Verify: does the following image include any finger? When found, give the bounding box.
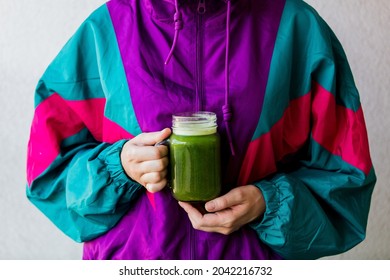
[179,202,236,234]
[139,157,169,173]
[131,128,171,146]
[146,179,168,193]
[179,202,229,227]
[205,189,244,212]
[127,145,168,162]
[199,209,235,227]
[140,169,168,185]
[178,201,204,222]
[195,210,242,235]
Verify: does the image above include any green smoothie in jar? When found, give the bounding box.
[169,112,221,202]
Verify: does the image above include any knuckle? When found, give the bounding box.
[131,165,142,177]
[126,146,137,159]
[151,172,163,182]
[139,174,147,186]
[189,218,201,230]
[234,188,245,200]
[224,221,234,229]
[147,183,160,193]
[155,160,166,172]
[158,145,169,157]
[151,148,162,159]
[221,224,236,235]
[192,222,201,230]
[159,178,168,188]
[161,157,169,167]
[218,197,229,208]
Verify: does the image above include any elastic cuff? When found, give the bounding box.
[102,140,142,191]
[250,180,281,231]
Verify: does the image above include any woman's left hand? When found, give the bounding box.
[178,185,266,235]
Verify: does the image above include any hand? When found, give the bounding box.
[178,185,266,235]
[120,128,171,193]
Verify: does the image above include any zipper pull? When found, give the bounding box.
[198,0,206,14]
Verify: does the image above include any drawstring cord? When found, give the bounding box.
[165,0,236,156]
[164,0,183,65]
[223,0,235,156]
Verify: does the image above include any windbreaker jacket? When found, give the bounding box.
[26,0,376,260]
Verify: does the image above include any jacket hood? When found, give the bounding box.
[142,0,231,20]
[118,0,237,154]
[163,0,237,155]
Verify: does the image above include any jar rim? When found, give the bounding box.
[172,111,217,135]
[173,111,216,125]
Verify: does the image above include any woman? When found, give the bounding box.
[26,0,376,259]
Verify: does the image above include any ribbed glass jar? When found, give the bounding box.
[169,112,221,202]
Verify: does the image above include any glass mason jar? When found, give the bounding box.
[169,111,221,202]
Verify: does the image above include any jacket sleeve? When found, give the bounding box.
[249,19,376,259]
[26,7,143,242]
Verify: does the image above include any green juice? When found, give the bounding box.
[169,133,221,202]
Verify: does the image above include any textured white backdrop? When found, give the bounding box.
[0,0,388,259]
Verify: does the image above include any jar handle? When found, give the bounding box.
[155,138,172,189]
[155,138,170,147]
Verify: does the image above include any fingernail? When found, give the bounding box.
[146,184,154,193]
[206,201,215,211]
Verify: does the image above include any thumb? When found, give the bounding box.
[132,128,171,146]
[154,128,172,144]
[205,188,244,212]
[205,196,230,213]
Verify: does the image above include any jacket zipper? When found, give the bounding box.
[189,0,206,260]
[189,222,195,260]
[195,0,206,112]
[198,0,206,14]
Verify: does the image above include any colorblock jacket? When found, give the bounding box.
[26,0,376,259]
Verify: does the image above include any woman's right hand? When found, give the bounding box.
[120,128,171,193]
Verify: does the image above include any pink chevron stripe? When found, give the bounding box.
[27,94,85,186]
[66,98,133,143]
[103,117,133,143]
[238,93,311,185]
[146,191,157,210]
[311,82,372,175]
[66,98,105,141]
[27,93,133,186]
[238,83,372,185]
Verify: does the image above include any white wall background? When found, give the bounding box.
[0,0,388,260]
